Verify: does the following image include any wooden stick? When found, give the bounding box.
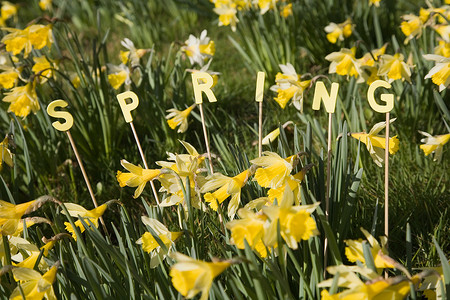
[384,112,390,241]
[66,131,108,235]
[198,103,214,173]
[258,101,263,157]
[129,122,160,205]
[323,112,332,277]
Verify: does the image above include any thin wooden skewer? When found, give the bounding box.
[324,112,332,277]
[384,112,390,242]
[66,131,108,236]
[129,122,160,205]
[198,103,214,174]
[258,101,263,157]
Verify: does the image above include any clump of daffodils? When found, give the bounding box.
[210,0,294,31]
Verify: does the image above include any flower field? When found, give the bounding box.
[0,0,449,299]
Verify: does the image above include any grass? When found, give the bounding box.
[0,0,448,299]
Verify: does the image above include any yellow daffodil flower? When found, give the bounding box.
[170,252,231,300]
[378,53,412,83]
[423,54,450,91]
[186,58,220,88]
[10,263,58,300]
[358,44,388,67]
[351,119,399,167]
[419,131,450,163]
[2,82,39,118]
[401,14,424,44]
[326,47,362,80]
[27,24,53,50]
[32,56,56,84]
[434,24,450,43]
[319,264,420,300]
[39,0,52,11]
[136,216,182,268]
[116,160,161,198]
[182,30,215,66]
[280,3,292,18]
[344,228,394,269]
[250,151,297,189]
[263,198,319,250]
[324,19,353,44]
[107,63,130,90]
[156,141,206,209]
[2,24,54,57]
[226,208,268,257]
[0,135,13,172]
[434,40,450,57]
[267,165,312,205]
[0,198,48,235]
[166,104,196,133]
[369,0,381,7]
[1,1,17,21]
[270,63,311,110]
[62,203,108,241]
[0,69,19,89]
[213,2,238,32]
[201,168,253,218]
[119,38,149,66]
[262,121,293,145]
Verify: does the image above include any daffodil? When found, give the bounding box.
[213,2,238,32]
[257,0,275,14]
[136,216,182,268]
[378,53,412,83]
[166,104,196,133]
[182,30,215,66]
[400,14,425,44]
[250,151,297,189]
[119,38,149,67]
[201,168,253,218]
[226,208,268,257]
[32,56,56,84]
[351,119,399,167]
[107,63,131,90]
[369,0,381,7]
[0,68,19,89]
[325,47,361,80]
[418,131,450,163]
[62,203,108,241]
[2,82,39,118]
[263,199,319,249]
[0,197,48,235]
[0,135,13,172]
[11,217,51,237]
[280,3,292,18]
[270,63,311,110]
[10,263,58,300]
[344,228,394,269]
[27,24,53,50]
[267,165,312,205]
[434,40,450,57]
[116,160,161,198]
[0,2,16,26]
[433,24,450,43]
[262,121,293,145]
[324,19,353,44]
[39,0,52,11]
[156,141,206,209]
[170,252,231,300]
[423,54,450,91]
[358,44,388,67]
